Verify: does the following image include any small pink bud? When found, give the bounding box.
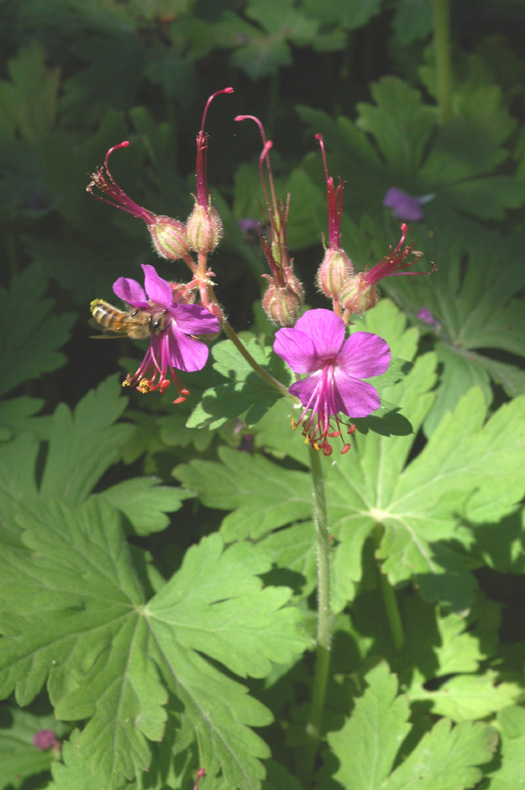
[149,216,190,260]
[316,247,354,299]
[186,203,223,254]
[33,730,60,751]
[339,274,377,316]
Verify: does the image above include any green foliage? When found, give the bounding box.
[2,1,525,788]
[0,498,308,788]
[319,662,498,789]
[0,263,75,398]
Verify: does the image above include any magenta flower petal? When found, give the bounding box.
[142,264,173,307]
[293,308,346,357]
[171,302,220,335]
[274,327,316,374]
[113,276,148,307]
[335,371,381,418]
[166,326,210,372]
[338,332,391,379]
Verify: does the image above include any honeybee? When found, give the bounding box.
[90,299,169,339]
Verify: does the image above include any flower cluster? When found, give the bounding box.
[88,89,231,400]
[87,92,433,453]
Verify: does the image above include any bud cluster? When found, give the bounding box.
[87,87,433,432]
[87,89,234,326]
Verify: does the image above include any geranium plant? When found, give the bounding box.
[1,1,525,790]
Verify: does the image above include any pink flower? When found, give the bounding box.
[33,730,60,751]
[417,306,441,331]
[274,309,390,455]
[383,187,426,222]
[114,264,220,402]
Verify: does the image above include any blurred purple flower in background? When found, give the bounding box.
[33,730,60,751]
[417,306,441,331]
[383,187,434,222]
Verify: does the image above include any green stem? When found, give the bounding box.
[433,0,453,124]
[299,445,332,786]
[373,526,404,651]
[379,569,404,652]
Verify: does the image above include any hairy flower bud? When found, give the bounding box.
[186,203,223,254]
[316,247,354,299]
[262,276,304,327]
[149,216,190,260]
[339,274,377,316]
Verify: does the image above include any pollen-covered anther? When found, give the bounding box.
[138,378,153,393]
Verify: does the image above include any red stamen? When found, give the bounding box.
[193,768,206,790]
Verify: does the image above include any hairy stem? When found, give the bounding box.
[299,445,332,785]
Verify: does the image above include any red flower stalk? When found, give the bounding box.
[193,769,206,790]
[234,114,304,326]
[315,134,353,301]
[186,87,233,254]
[87,141,190,261]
